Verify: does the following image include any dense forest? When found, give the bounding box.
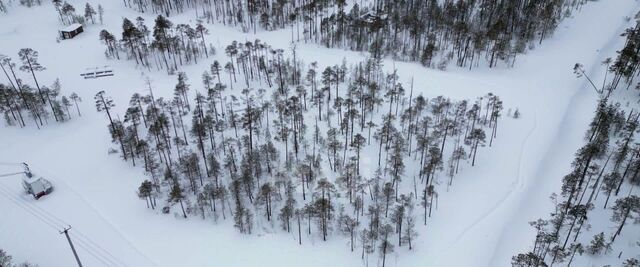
[99,15,211,74]
[121,0,588,68]
[511,21,640,267]
[93,37,507,265]
[0,0,104,29]
[0,49,81,128]
[316,0,587,68]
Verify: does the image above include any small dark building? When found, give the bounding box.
[60,23,83,39]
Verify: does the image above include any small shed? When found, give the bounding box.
[60,23,83,39]
[21,171,53,199]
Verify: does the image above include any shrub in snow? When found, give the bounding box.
[624,258,640,267]
[513,109,521,119]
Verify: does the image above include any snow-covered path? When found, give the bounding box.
[488,12,639,267]
[0,1,638,266]
[440,2,639,266]
[486,2,640,265]
[398,1,640,266]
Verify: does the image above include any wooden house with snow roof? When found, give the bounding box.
[60,23,83,40]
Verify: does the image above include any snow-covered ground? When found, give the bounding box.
[0,0,638,266]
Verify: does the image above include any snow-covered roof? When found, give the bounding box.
[21,172,38,183]
[21,172,52,191]
[61,23,82,32]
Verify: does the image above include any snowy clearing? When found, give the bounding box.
[1,0,639,266]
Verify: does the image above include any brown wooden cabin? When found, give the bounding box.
[60,24,83,39]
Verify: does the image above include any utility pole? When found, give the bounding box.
[60,226,83,267]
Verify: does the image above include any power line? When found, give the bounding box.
[0,183,67,228]
[71,233,121,266]
[0,186,113,267]
[0,184,120,258]
[0,183,125,266]
[69,237,116,267]
[0,185,113,266]
[0,162,24,165]
[39,174,157,266]
[0,184,67,227]
[0,172,25,178]
[72,229,130,266]
[61,226,83,267]
[0,186,63,231]
[0,163,157,266]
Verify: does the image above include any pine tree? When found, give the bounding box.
[387,132,406,197]
[18,48,45,104]
[467,128,486,166]
[327,127,341,171]
[586,232,609,255]
[379,223,394,267]
[339,210,359,251]
[169,182,187,218]
[257,182,274,221]
[153,15,174,72]
[610,195,640,242]
[60,2,76,25]
[231,178,250,234]
[623,258,640,267]
[314,178,336,241]
[0,249,12,267]
[382,182,394,217]
[390,195,407,247]
[0,1,7,13]
[95,91,127,160]
[351,133,366,174]
[138,180,155,209]
[174,72,191,110]
[97,4,104,25]
[511,252,546,267]
[84,3,96,24]
[566,243,584,267]
[195,20,209,58]
[61,96,72,119]
[279,181,296,232]
[45,79,63,122]
[403,194,418,249]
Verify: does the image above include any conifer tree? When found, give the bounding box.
[18,48,45,104]
[138,180,155,209]
[379,223,394,267]
[169,182,187,218]
[610,195,640,242]
[84,3,96,24]
[95,91,127,160]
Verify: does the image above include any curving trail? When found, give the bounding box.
[445,110,538,250]
[412,1,640,266]
[486,2,640,265]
